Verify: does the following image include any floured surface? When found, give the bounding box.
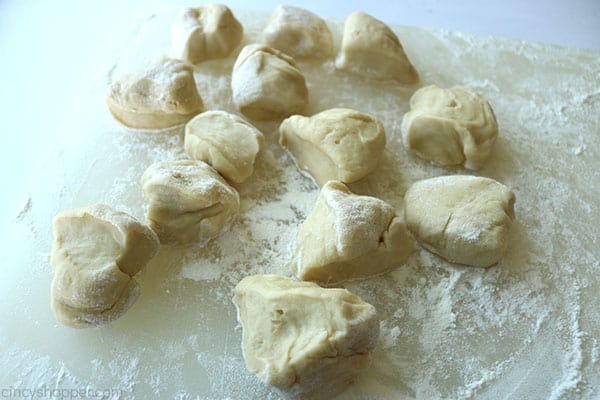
[2,7,600,400]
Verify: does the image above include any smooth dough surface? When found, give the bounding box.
[292,181,415,285]
[232,274,379,400]
[401,85,498,170]
[404,175,516,267]
[335,11,418,83]
[106,58,204,130]
[279,108,386,187]
[171,4,243,64]
[262,5,333,59]
[50,204,159,328]
[231,43,308,120]
[141,160,240,245]
[184,110,264,183]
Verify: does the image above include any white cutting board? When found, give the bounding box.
[1,2,599,399]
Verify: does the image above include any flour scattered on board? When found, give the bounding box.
[3,6,600,400]
[15,194,32,221]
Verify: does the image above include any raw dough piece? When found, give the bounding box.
[232,274,379,400]
[335,12,418,84]
[50,205,159,329]
[401,85,498,170]
[404,175,516,267]
[141,160,239,245]
[184,111,264,183]
[106,58,204,130]
[292,181,414,285]
[262,5,333,59]
[279,108,386,187]
[172,4,243,64]
[231,44,308,120]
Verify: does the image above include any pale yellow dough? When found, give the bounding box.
[404,175,516,267]
[171,4,243,64]
[231,44,308,120]
[262,5,333,59]
[232,274,379,400]
[279,108,386,187]
[184,111,264,183]
[335,11,419,83]
[141,160,239,245]
[50,204,159,329]
[291,181,414,286]
[401,85,499,170]
[106,58,204,130]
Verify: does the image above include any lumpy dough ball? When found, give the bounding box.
[50,205,159,328]
[184,111,264,183]
[106,58,204,130]
[404,175,516,267]
[171,4,243,64]
[141,160,240,245]
[232,274,379,400]
[335,12,418,84]
[279,108,386,187]
[262,5,333,59]
[401,85,499,170]
[231,44,308,121]
[292,181,415,286]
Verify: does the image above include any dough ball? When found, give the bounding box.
[106,58,204,130]
[335,12,418,84]
[231,44,308,120]
[401,85,498,170]
[232,274,379,400]
[404,175,516,267]
[141,160,240,245]
[279,108,386,187]
[184,111,264,183]
[171,4,243,64]
[50,205,159,328]
[262,5,333,60]
[292,181,415,285]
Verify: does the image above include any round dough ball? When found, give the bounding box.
[106,58,204,130]
[292,181,415,285]
[231,44,308,120]
[335,12,418,83]
[279,108,386,187]
[404,175,516,267]
[262,5,333,59]
[141,160,240,245]
[401,85,499,170]
[184,111,264,183]
[171,4,243,64]
[50,204,159,328]
[232,274,379,400]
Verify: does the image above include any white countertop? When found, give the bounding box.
[1,2,599,398]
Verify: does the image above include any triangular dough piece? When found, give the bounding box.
[231,44,308,120]
[404,175,515,267]
[401,85,499,170]
[262,5,333,59]
[292,181,415,285]
[335,12,419,83]
[106,58,204,130]
[50,205,159,328]
[172,4,243,64]
[279,108,386,187]
[184,111,264,183]
[233,274,379,400]
[141,160,240,245]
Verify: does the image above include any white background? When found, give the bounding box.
[0,0,599,221]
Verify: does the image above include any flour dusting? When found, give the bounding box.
[3,6,600,400]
